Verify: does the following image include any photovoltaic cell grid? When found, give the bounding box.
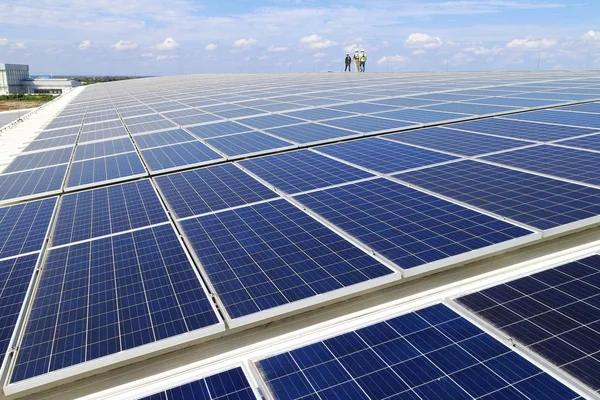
[555,134,600,152]
[256,303,581,400]
[295,178,532,270]
[52,180,168,246]
[155,163,278,218]
[265,123,359,144]
[133,129,198,150]
[456,254,600,392]
[73,138,135,161]
[315,138,458,174]
[505,110,600,128]
[449,118,598,142]
[0,198,57,260]
[385,127,529,156]
[140,367,257,400]
[204,131,295,157]
[66,152,147,189]
[11,224,220,383]
[140,142,224,172]
[0,165,67,204]
[239,150,373,194]
[0,255,40,373]
[3,148,72,174]
[395,160,600,231]
[321,115,415,133]
[180,199,392,319]
[482,145,600,187]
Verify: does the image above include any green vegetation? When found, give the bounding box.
[58,76,148,85]
[0,94,56,102]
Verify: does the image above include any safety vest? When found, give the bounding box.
[360,53,367,62]
[354,53,360,61]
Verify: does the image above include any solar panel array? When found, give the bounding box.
[456,254,600,393]
[255,303,582,400]
[1,71,600,397]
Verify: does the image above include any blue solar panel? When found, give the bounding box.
[78,126,129,143]
[255,102,305,112]
[169,113,224,126]
[214,107,265,119]
[11,224,220,383]
[0,254,39,371]
[74,138,135,161]
[123,114,165,125]
[53,180,168,246]
[127,120,178,135]
[185,122,253,139]
[556,133,600,151]
[512,92,593,101]
[256,303,580,400]
[475,97,561,108]
[330,102,399,114]
[180,199,392,319]
[239,150,373,194]
[81,120,124,133]
[316,138,458,174]
[483,145,600,187]
[295,178,532,270]
[372,97,442,107]
[0,165,67,204]
[238,114,304,130]
[557,102,600,113]
[457,254,600,392]
[285,108,355,121]
[265,123,358,144]
[505,110,600,128]
[322,116,415,133]
[141,142,223,172]
[386,126,529,156]
[66,153,147,189]
[449,118,597,141]
[140,367,257,400]
[375,109,467,123]
[37,126,80,140]
[4,147,72,173]
[155,163,277,218]
[0,198,57,259]
[133,129,199,149]
[23,136,77,152]
[205,131,294,157]
[396,160,600,230]
[421,102,517,115]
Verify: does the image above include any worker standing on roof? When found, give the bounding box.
[359,50,367,72]
[345,53,352,72]
[353,50,361,72]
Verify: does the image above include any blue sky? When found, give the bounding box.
[0,0,599,75]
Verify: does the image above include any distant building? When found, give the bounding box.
[0,63,80,95]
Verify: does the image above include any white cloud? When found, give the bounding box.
[412,49,426,55]
[156,54,178,61]
[233,38,257,50]
[78,40,91,50]
[156,37,180,51]
[0,38,8,47]
[299,34,336,49]
[506,38,557,50]
[112,40,138,51]
[205,43,218,51]
[463,46,504,55]
[268,45,288,52]
[313,52,327,58]
[452,52,474,63]
[405,33,442,50]
[259,55,270,60]
[10,42,26,50]
[377,55,408,64]
[580,30,600,41]
[344,43,363,53]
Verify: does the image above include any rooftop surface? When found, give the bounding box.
[0,71,599,400]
